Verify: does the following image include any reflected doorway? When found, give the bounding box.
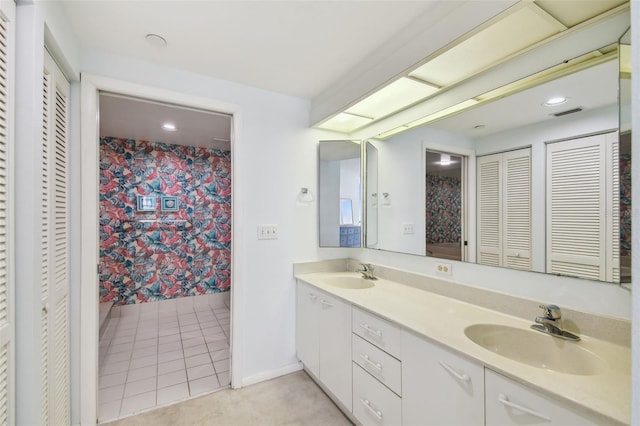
[425,150,466,261]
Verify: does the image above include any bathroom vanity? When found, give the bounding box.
[294,262,630,426]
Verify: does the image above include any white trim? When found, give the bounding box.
[241,362,303,388]
[80,74,244,425]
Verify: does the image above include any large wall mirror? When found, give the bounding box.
[363,23,632,284]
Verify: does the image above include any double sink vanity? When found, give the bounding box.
[294,260,630,425]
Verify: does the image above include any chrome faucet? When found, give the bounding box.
[357,263,377,280]
[531,304,580,341]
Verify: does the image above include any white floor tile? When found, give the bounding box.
[187,363,215,381]
[99,372,127,388]
[132,346,157,359]
[158,333,181,345]
[111,334,135,345]
[157,382,189,406]
[181,330,203,340]
[179,323,200,333]
[101,359,131,376]
[103,351,131,365]
[120,390,156,415]
[189,375,220,396]
[213,359,229,373]
[124,376,157,397]
[158,349,184,363]
[133,337,158,349]
[158,341,183,353]
[159,327,180,337]
[211,348,229,362]
[185,353,211,368]
[129,354,158,369]
[158,358,185,374]
[126,365,157,382]
[99,384,125,403]
[204,333,227,343]
[182,337,205,348]
[98,400,121,423]
[183,344,208,358]
[108,342,134,354]
[217,371,230,386]
[157,369,187,389]
[207,340,229,352]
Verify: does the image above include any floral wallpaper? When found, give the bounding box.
[99,137,231,305]
[620,137,631,257]
[426,174,461,244]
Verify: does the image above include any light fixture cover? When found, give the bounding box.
[543,96,568,106]
[162,123,177,131]
[145,33,167,48]
[440,154,451,165]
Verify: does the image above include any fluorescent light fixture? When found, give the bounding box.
[543,96,568,106]
[376,125,410,140]
[162,123,177,131]
[317,112,373,133]
[407,99,479,128]
[439,154,451,166]
[145,33,167,48]
[346,77,439,120]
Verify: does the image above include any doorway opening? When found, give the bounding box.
[96,93,233,422]
[425,150,466,261]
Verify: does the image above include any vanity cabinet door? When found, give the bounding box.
[485,369,602,426]
[318,291,353,412]
[296,280,320,377]
[402,330,484,426]
[296,280,352,412]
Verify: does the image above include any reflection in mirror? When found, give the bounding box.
[318,140,362,247]
[426,151,465,261]
[364,50,630,284]
[619,26,631,283]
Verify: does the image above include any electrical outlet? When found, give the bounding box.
[403,223,414,234]
[258,224,279,240]
[436,262,452,276]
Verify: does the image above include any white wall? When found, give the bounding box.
[340,157,361,225]
[319,160,340,246]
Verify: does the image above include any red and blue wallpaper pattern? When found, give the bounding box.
[425,174,462,244]
[99,137,231,305]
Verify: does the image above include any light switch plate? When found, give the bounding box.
[403,223,414,234]
[258,224,279,240]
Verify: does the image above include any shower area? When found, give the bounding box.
[96,94,232,422]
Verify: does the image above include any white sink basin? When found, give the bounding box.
[464,324,607,376]
[324,276,375,289]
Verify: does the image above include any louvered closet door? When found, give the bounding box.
[42,50,70,426]
[502,148,531,270]
[609,137,620,283]
[477,154,502,266]
[0,2,14,424]
[546,135,607,281]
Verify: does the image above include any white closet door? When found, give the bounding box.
[477,154,501,266]
[0,2,14,424]
[502,148,531,270]
[42,51,70,426]
[546,134,607,281]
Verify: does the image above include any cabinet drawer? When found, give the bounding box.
[353,364,402,426]
[352,334,401,396]
[352,306,401,358]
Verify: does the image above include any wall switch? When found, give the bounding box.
[258,224,279,240]
[403,223,414,234]
[436,262,452,276]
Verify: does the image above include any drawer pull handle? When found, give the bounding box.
[359,323,382,338]
[359,353,382,371]
[320,299,334,307]
[360,398,383,421]
[309,293,317,300]
[498,394,551,422]
[439,361,470,383]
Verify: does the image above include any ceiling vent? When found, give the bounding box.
[551,107,583,117]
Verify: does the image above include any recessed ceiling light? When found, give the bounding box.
[162,123,177,131]
[439,154,451,166]
[145,33,167,48]
[543,96,568,106]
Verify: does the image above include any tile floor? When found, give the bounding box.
[98,297,231,423]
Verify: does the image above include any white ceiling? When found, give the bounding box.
[99,94,232,149]
[61,0,438,100]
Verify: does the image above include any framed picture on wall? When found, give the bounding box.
[161,196,179,211]
[137,195,157,211]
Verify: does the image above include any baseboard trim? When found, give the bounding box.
[240,362,303,387]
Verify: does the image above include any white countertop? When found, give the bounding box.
[295,271,631,425]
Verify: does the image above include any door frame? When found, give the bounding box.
[80,74,244,424]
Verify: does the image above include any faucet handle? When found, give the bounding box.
[360,263,372,271]
[538,304,561,319]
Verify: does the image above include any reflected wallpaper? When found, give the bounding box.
[425,174,461,244]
